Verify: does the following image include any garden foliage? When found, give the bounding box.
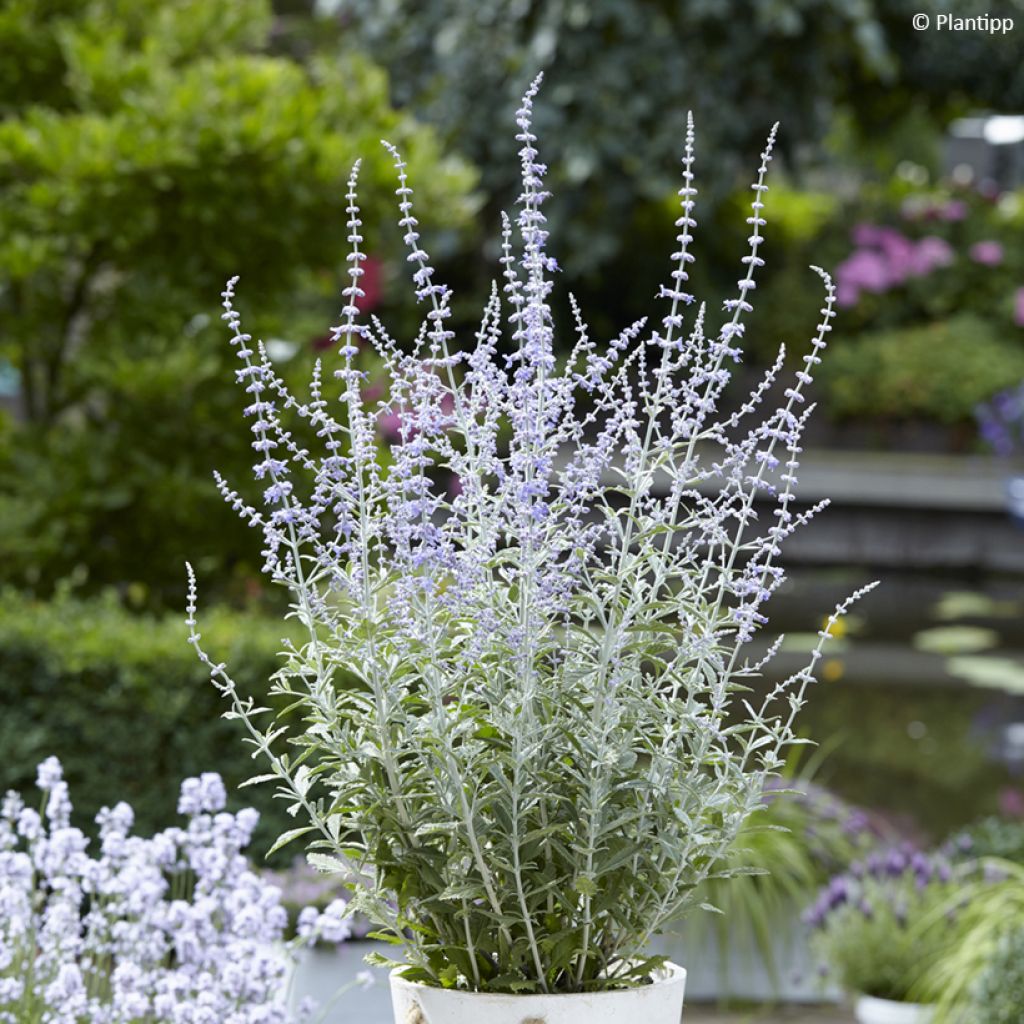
[341,0,1024,275]
[0,588,298,857]
[0,0,474,600]
[806,847,960,1002]
[820,315,1024,425]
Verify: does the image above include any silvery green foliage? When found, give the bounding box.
[969,928,1024,1024]
[0,758,360,1024]
[187,77,874,994]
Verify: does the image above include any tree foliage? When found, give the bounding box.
[343,0,1024,278]
[0,0,475,598]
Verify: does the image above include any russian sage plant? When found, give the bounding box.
[187,77,874,994]
[0,758,363,1024]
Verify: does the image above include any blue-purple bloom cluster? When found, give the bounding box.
[804,844,955,931]
[187,77,873,993]
[804,845,961,1002]
[0,758,360,1024]
[977,382,1024,458]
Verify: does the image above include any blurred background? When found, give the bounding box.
[3,0,1024,1011]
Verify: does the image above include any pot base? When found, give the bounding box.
[855,994,934,1024]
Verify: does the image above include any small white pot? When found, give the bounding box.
[854,994,934,1024]
[389,962,686,1024]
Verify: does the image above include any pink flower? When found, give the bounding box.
[969,240,1004,266]
[851,223,887,247]
[836,249,891,293]
[835,282,860,308]
[999,786,1024,818]
[910,236,954,276]
[939,199,967,221]
[1015,287,1024,327]
[876,231,919,285]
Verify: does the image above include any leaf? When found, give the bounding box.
[267,826,315,856]
[307,852,349,875]
[239,772,279,788]
[364,950,407,969]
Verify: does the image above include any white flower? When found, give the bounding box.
[0,763,348,1024]
[35,756,63,792]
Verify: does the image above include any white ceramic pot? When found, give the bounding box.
[390,962,687,1024]
[854,994,934,1024]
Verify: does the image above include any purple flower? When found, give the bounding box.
[969,240,1004,266]
[939,199,967,221]
[911,236,955,275]
[1015,287,1024,328]
[176,772,227,816]
[836,248,891,293]
[35,756,63,792]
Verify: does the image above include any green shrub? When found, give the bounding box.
[820,315,1024,424]
[0,0,474,602]
[0,588,300,860]
[950,817,1024,864]
[808,849,960,1002]
[968,928,1024,1023]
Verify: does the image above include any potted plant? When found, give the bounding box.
[187,77,871,1023]
[658,758,879,1002]
[804,847,959,1023]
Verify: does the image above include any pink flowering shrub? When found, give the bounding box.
[751,182,1024,432]
[0,758,362,1023]
[832,184,1024,334]
[835,225,954,307]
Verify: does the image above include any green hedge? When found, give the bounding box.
[0,588,299,860]
[821,314,1024,425]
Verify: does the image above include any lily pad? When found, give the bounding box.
[932,590,1021,622]
[948,656,1024,694]
[913,626,999,656]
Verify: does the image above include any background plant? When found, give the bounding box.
[977,383,1024,459]
[805,846,960,1002]
[0,758,361,1024]
[0,0,474,602]
[679,756,879,992]
[818,315,1024,427]
[961,926,1024,1024]
[0,585,307,859]
[338,0,1024,279]
[188,80,871,994]
[919,859,1024,1020]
